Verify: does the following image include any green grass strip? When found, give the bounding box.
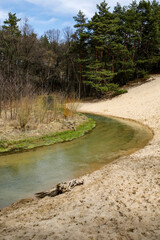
[0,118,96,154]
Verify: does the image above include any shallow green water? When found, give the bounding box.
[0,114,152,208]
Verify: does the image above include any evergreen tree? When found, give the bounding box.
[113,2,138,84]
[84,1,119,96]
[72,10,89,97]
[0,1,159,101]
[136,0,160,75]
[2,12,21,35]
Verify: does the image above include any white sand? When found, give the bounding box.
[0,75,160,240]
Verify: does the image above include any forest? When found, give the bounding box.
[0,0,159,110]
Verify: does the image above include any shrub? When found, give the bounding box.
[17,97,32,130]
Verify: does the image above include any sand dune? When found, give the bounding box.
[0,75,160,240]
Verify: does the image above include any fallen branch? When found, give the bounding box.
[35,179,84,199]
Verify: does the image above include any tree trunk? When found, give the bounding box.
[132,39,136,62]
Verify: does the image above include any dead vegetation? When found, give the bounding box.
[0,94,83,142]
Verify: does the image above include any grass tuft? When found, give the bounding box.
[0,118,96,154]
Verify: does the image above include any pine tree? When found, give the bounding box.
[72,10,89,98]
[113,2,139,84]
[2,12,21,35]
[136,0,160,75]
[84,1,119,96]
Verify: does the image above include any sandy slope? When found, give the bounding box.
[0,75,160,240]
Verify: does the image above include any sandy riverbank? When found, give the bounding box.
[0,75,160,240]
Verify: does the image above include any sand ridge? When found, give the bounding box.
[0,75,160,240]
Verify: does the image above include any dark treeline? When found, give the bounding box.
[0,0,159,109]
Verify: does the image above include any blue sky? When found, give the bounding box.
[0,0,140,37]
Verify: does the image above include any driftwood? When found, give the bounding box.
[35,179,84,199]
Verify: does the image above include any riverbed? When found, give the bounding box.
[0,114,152,208]
[0,75,160,240]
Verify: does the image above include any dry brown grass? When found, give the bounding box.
[17,97,33,130]
[63,97,81,119]
[0,94,80,131]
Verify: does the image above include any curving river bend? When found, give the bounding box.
[0,114,152,209]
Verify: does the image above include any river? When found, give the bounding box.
[0,114,152,208]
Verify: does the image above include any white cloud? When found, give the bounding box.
[0,9,25,23]
[25,0,140,18]
[25,0,105,18]
[25,16,58,36]
[0,9,8,22]
[0,0,140,35]
[29,16,57,25]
